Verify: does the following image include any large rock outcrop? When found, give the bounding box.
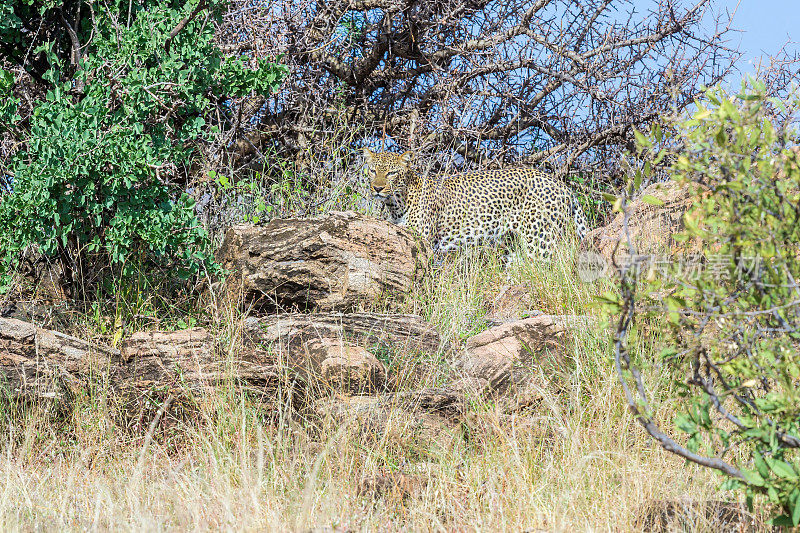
[453,315,597,411]
[0,319,284,405]
[458,315,585,386]
[216,211,431,312]
[115,328,275,396]
[0,312,449,407]
[243,312,450,391]
[117,326,385,397]
[585,180,706,265]
[0,317,115,403]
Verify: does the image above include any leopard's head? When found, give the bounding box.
[363,148,414,203]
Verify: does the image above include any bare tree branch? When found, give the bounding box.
[212,0,760,187]
[165,0,207,53]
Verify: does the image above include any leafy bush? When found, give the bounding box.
[610,83,800,526]
[0,0,286,296]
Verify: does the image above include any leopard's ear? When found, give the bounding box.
[400,151,413,165]
[363,147,374,162]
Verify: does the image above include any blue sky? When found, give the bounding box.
[714,0,798,74]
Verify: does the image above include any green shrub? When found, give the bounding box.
[0,0,286,296]
[609,82,800,526]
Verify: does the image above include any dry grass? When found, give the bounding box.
[0,245,765,532]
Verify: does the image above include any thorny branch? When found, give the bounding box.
[2,0,800,202]
[213,0,760,180]
[165,0,208,53]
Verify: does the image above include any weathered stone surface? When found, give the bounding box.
[314,395,463,456]
[462,315,565,384]
[115,327,389,398]
[459,315,592,389]
[316,340,386,394]
[245,312,444,356]
[498,370,551,413]
[113,328,277,396]
[585,180,706,266]
[1,311,450,409]
[244,312,448,390]
[0,317,115,403]
[396,377,489,420]
[0,323,288,404]
[216,211,431,312]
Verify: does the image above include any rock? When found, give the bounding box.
[114,328,257,395]
[0,301,15,318]
[497,370,551,413]
[396,377,490,420]
[0,320,279,410]
[585,180,706,266]
[245,312,445,357]
[115,327,387,399]
[216,211,431,312]
[1,312,450,415]
[244,312,449,391]
[0,316,115,404]
[314,395,463,457]
[316,340,386,394]
[459,315,589,387]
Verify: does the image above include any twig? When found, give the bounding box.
[165,0,208,53]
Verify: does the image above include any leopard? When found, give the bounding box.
[363,148,589,260]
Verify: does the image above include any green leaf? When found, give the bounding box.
[634,129,652,149]
[694,109,712,120]
[659,346,678,359]
[0,68,13,90]
[793,492,800,526]
[675,413,697,434]
[653,123,663,143]
[767,486,779,503]
[753,451,770,479]
[766,457,798,480]
[720,478,742,492]
[641,194,665,206]
[715,127,727,146]
[772,515,794,527]
[740,468,765,487]
[594,293,623,314]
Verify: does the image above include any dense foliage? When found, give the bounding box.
[611,84,800,525]
[0,0,286,295]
